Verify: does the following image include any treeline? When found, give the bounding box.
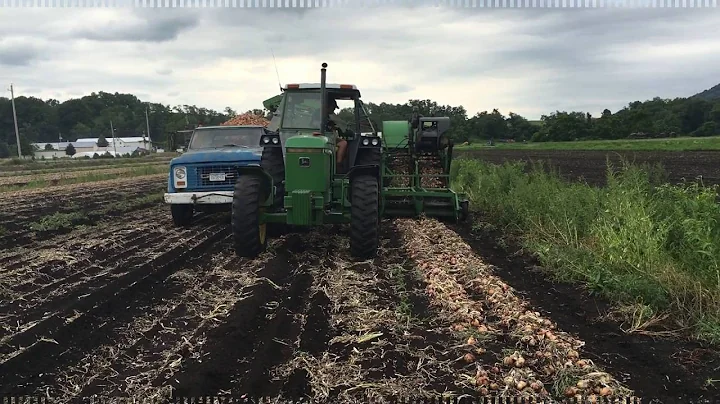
[0,92,236,157]
[2,89,720,157]
[346,96,720,144]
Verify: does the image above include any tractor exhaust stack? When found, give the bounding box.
[320,62,328,134]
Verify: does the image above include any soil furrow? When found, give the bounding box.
[0,185,167,249]
[3,228,165,296]
[0,228,192,335]
[0,223,228,382]
[0,209,168,273]
[33,236,248,401]
[264,222,477,403]
[167,233,310,398]
[0,212,212,308]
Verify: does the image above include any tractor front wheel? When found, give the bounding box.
[171,204,194,227]
[232,175,267,258]
[350,175,380,259]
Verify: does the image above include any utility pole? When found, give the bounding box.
[9,84,21,158]
[145,106,151,151]
[110,120,118,156]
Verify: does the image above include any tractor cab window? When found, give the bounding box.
[189,127,264,149]
[281,91,323,129]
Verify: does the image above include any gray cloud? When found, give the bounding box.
[0,4,718,119]
[71,10,200,42]
[0,41,43,66]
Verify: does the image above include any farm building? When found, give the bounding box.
[31,138,149,159]
[75,137,151,150]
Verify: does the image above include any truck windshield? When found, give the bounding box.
[189,127,264,149]
[281,91,322,129]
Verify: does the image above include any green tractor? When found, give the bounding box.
[231,62,469,259]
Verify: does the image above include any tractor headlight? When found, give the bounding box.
[362,138,370,146]
[261,134,280,146]
[371,138,379,146]
[174,166,186,179]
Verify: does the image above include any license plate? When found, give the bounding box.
[209,173,226,181]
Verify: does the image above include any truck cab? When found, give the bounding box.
[164,125,267,226]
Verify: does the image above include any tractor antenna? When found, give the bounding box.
[270,47,282,91]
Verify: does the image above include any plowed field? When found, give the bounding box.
[0,174,717,403]
[459,149,720,187]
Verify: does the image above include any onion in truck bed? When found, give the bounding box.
[221,113,270,127]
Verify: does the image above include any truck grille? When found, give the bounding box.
[195,165,237,188]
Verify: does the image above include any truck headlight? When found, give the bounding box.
[371,138,379,146]
[174,166,186,179]
[173,166,187,189]
[272,137,280,144]
[362,138,370,146]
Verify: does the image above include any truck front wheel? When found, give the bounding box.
[171,204,194,227]
[232,175,267,258]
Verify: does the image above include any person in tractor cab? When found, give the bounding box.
[325,97,349,169]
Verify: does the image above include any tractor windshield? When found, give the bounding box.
[280,91,323,130]
[188,127,264,149]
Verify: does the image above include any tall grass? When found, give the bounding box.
[450,158,720,343]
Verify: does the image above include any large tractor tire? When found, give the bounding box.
[232,175,267,258]
[261,147,285,210]
[171,204,193,227]
[349,174,380,259]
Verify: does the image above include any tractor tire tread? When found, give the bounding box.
[232,175,266,258]
[350,175,379,259]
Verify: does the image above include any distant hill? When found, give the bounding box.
[692,82,720,101]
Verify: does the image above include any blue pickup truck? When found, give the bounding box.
[164,125,270,226]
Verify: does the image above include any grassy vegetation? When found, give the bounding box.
[450,158,720,344]
[0,160,170,178]
[456,135,720,151]
[0,165,168,193]
[0,153,175,172]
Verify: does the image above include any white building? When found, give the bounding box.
[31,136,150,159]
[76,137,151,150]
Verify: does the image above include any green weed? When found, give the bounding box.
[451,157,720,343]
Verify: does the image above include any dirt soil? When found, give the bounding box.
[459,150,720,187]
[0,176,716,403]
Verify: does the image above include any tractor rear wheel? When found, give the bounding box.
[350,175,380,259]
[261,148,285,210]
[171,204,193,227]
[232,175,267,258]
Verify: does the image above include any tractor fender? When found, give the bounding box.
[347,164,380,181]
[233,165,275,204]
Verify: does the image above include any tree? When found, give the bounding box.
[65,143,76,156]
[97,135,109,147]
[0,142,10,158]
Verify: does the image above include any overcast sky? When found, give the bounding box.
[1,1,719,120]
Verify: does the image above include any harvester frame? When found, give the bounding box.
[231,63,468,260]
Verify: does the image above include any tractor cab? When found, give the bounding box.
[262,82,380,176]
